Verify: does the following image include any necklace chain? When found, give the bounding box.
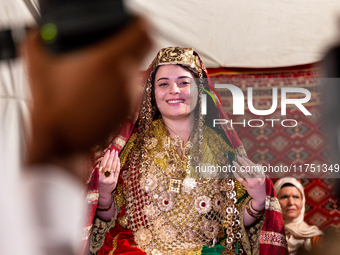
[163,120,191,145]
[160,120,191,179]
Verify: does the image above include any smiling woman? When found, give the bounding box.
[154,65,198,122]
[84,47,287,255]
[153,65,198,144]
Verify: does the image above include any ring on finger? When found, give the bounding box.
[100,167,111,178]
[254,164,264,175]
[103,169,111,177]
[249,172,257,178]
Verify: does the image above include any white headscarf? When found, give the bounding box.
[274,178,323,254]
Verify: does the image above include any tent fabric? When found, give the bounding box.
[0,0,33,183]
[0,2,37,254]
[1,0,340,253]
[0,59,31,183]
[1,0,340,187]
[126,0,340,69]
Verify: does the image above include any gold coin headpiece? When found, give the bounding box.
[151,47,203,74]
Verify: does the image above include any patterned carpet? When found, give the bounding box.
[207,65,340,232]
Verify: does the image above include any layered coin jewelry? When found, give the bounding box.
[162,120,191,192]
[122,119,243,254]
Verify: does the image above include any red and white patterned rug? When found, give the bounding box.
[208,64,340,232]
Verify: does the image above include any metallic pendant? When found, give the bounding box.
[169,179,182,193]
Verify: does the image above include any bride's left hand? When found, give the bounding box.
[232,156,266,211]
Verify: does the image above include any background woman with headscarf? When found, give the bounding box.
[274,178,323,255]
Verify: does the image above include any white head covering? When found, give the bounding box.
[274,178,323,253]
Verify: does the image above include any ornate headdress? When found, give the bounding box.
[154,47,203,70]
[137,47,245,167]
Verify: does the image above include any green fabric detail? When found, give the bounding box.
[199,87,217,106]
[228,151,235,163]
[237,191,249,205]
[236,240,239,254]
[201,244,225,254]
[205,124,233,148]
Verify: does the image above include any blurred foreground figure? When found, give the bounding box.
[25,17,151,167]
[297,43,340,255]
[297,233,340,255]
[21,16,151,255]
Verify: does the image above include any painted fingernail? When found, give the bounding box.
[107,149,110,155]
[111,149,115,155]
[115,150,118,156]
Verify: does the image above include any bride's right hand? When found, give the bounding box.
[98,149,121,202]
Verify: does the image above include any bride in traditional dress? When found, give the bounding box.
[83,47,287,255]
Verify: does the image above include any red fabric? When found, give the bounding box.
[259,178,288,255]
[97,225,146,255]
[207,63,319,75]
[81,122,135,255]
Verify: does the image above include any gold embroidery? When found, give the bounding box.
[108,233,120,255]
[154,150,165,159]
[186,249,202,255]
[190,125,235,179]
[118,215,128,228]
[115,183,125,208]
[89,202,119,254]
[113,135,126,150]
[156,47,201,71]
[169,178,182,193]
[86,190,99,204]
[259,230,287,248]
[246,215,265,255]
[122,119,243,254]
[238,196,252,255]
[145,137,158,150]
[119,133,136,168]
[134,228,153,246]
[236,146,247,157]
[265,196,282,213]
[235,180,247,206]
